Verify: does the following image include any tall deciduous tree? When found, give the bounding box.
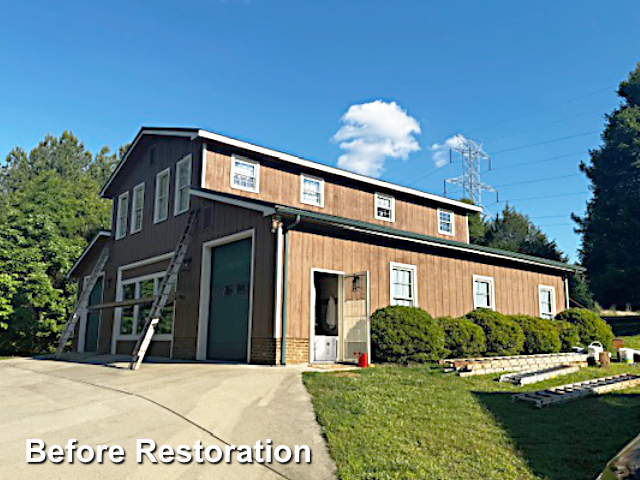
[0,132,121,354]
[574,64,640,309]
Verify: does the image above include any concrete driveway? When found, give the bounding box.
[0,355,336,480]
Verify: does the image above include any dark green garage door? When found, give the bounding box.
[84,277,103,352]
[207,238,252,362]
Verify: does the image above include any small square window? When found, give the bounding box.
[438,209,454,235]
[375,193,395,222]
[300,174,324,207]
[473,275,495,310]
[231,156,259,193]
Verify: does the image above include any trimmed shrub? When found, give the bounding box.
[554,320,581,351]
[511,315,561,354]
[371,306,445,363]
[438,317,486,358]
[554,308,614,349]
[466,308,524,356]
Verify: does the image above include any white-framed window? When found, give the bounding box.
[300,174,324,207]
[130,183,145,234]
[117,272,175,337]
[375,193,395,222]
[438,209,455,235]
[174,154,192,216]
[154,168,170,224]
[230,155,260,193]
[473,275,495,310]
[390,262,417,307]
[115,192,129,240]
[539,285,556,320]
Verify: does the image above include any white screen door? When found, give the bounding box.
[342,271,370,363]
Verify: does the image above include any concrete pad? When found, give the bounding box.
[0,356,336,479]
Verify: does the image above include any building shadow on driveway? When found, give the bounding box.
[473,391,640,480]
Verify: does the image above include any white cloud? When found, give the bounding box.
[333,100,421,177]
[430,134,467,168]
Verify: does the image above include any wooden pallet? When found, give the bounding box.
[511,373,640,408]
[500,365,581,386]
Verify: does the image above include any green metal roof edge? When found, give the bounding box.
[275,205,582,272]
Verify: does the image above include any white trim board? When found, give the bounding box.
[67,231,111,278]
[189,188,276,216]
[196,229,256,362]
[102,128,482,213]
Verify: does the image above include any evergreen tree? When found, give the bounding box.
[574,64,640,309]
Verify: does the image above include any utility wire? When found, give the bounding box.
[488,151,585,171]
[465,85,613,135]
[492,173,580,188]
[404,162,450,187]
[492,131,599,155]
[486,190,590,206]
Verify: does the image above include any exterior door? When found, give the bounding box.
[84,277,103,352]
[341,271,370,363]
[207,238,252,361]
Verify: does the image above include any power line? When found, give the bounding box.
[465,85,613,135]
[492,173,580,188]
[492,131,599,155]
[530,214,570,219]
[404,162,450,187]
[486,191,590,206]
[537,223,575,227]
[489,151,585,171]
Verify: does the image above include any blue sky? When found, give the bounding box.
[1,0,638,261]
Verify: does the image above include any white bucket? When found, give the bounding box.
[620,348,637,364]
[588,342,604,360]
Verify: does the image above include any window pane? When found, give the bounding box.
[157,303,174,334]
[120,307,134,334]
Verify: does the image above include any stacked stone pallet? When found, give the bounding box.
[440,353,589,377]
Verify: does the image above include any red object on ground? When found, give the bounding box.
[358,353,368,368]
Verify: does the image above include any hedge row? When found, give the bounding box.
[370,306,614,363]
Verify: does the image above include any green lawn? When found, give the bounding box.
[303,363,640,480]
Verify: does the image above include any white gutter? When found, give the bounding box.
[273,219,284,339]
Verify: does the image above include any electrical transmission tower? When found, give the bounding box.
[444,136,497,214]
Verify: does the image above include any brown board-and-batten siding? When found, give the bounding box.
[283,226,567,359]
[202,144,470,242]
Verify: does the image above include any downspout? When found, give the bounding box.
[280,215,301,366]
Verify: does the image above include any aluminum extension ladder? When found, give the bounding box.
[55,245,111,358]
[129,209,198,370]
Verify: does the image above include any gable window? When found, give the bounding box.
[154,168,170,223]
[118,273,175,337]
[115,192,129,240]
[300,174,324,207]
[375,193,395,222]
[390,262,417,306]
[230,156,259,193]
[539,285,556,319]
[130,183,145,234]
[473,275,495,310]
[174,154,192,215]
[438,209,455,235]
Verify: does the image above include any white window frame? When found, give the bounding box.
[130,182,145,234]
[375,193,395,222]
[114,271,175,341]
[538,285,556,319]
[390,262,418,307]
[115,191,129,240]
[300,174,325,207]
[174,154,192,216]
[438,208,455,236]
[154,167,171,224]
[230,155,260,193]
[473,275,495,310]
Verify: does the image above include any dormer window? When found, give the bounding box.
[231,156,259,193]
[300,174,324,207]
[375,193,395,222]
[438,209,454,235]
